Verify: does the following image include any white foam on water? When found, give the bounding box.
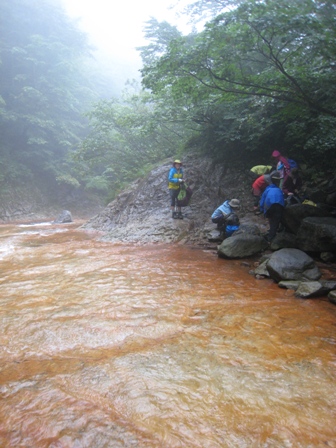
[0,240,16,259]
[18,222,53,228]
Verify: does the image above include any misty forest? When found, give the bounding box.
[1,0,335,207]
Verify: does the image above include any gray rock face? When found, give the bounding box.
[278,280,301,290]
[235,224,261,236]
[320,252,336,262]
[218,234,269,259]
[269,232,299,250]
[266,248,321,282]
[278,279,336,298]
[80,155,336,262]
[82,155,256,245]
[328,290,336,305]
[295,281,331,298]
[282,204,328,235]
[254,259,270,277]
[296,217,336,252]
[53,210,72,223]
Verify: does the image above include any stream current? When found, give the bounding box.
[0,221,335,447]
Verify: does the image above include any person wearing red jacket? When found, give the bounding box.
[272,150,291,187]
[251,173,272,212]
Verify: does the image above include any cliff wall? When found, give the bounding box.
[82,154,262,245]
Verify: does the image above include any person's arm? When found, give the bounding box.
[168,168,182,184]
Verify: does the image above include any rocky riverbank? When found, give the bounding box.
[82,154,266,245]
[81,154,336,304]
[0,183,104,223]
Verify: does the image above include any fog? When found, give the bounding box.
[61,0,193,90]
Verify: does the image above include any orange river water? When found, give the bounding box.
[0,221,335,448]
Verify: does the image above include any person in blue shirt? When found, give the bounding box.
[168,159,184,219]
[211,199,240,232]
[260,173,285,241]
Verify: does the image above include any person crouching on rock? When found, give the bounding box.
[211,199,241,233]
[259,172,285,242]
[168,159,184,219]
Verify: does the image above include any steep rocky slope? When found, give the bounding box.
[82,154,267,245]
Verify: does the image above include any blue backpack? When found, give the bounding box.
[288,158,298,170]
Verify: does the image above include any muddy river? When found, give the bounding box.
[0,221,335,447]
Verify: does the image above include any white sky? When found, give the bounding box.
[61,0,191,62]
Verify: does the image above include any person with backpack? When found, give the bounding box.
[225,213,240,238]
[251,173,273,212]
[211,199,241,233]
[168,159,184,219]
[271,150,291,188]
[282,168,303,205]
[260,173,285,242]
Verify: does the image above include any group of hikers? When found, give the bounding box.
[168,152,303,242]
[248,150,303,241]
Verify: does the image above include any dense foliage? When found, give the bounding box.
[0,0,99,193]
[1,0,335,206]
[74,81,193,200]
[139,0,336,171]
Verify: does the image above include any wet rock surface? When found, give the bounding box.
[82,154,264,245]
[53,210,73,223]
[296,217,336,252]
[266,248,322,282]
[82,156,336,297]
[218,233,269,259]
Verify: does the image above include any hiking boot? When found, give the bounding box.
[178,212,183,219]
[172,211,178,219]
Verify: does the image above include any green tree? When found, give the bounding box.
[0,0,98,190]
[141,0,336,169]
[74,83,193,199]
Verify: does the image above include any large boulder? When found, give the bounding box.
[296,217,336,252]
[294,281,331,298]
[266,248,321,282]
[278,279,336,298]
[235,223,261,236]
[269,231,299,250]
[53,210,72,223]
[282,204,328,235]
[218,233,269,259]
[328,290,336,305]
